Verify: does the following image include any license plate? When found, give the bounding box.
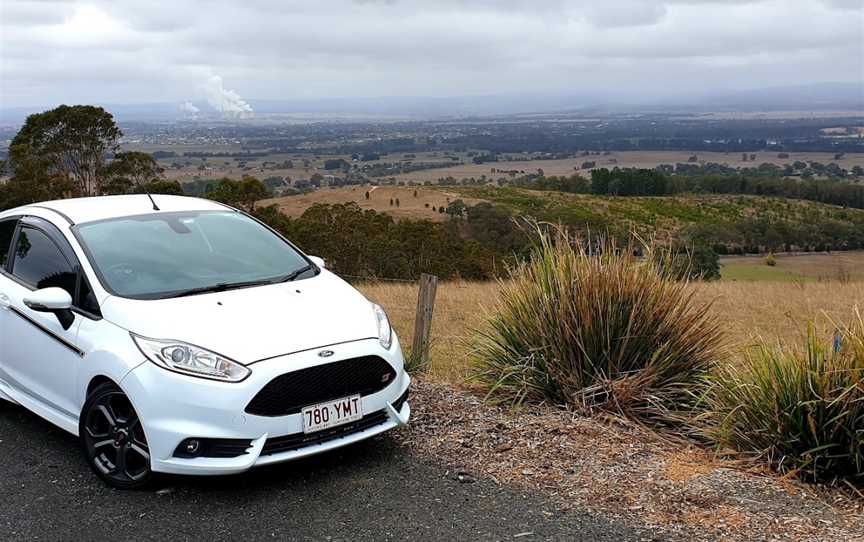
[302,395,363,433]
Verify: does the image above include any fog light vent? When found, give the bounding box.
[173,437,253,459]
[185,439,200,455]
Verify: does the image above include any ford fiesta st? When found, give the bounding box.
[0,195,410,488]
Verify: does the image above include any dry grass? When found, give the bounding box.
[699,281,864,351]
[360,279,864,383]
[359,280,499,382]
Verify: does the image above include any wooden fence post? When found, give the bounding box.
[411,273,438,368]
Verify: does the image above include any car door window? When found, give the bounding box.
[77,272,100,315]
[11,227,77,299]
[0,219,17,269]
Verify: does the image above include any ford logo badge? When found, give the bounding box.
[318,350,335,358]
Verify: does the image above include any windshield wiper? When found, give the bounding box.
[170,279,274,298]
[167,265,314,299]
[277,264,314,283]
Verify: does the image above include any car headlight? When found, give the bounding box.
[372,303,393,350]
[131,334,251,382]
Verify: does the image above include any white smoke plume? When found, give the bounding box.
[180,101,200,115]
[202,74,254,117]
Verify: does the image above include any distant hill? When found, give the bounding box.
[2,82,860,125]
[256,185,864,253]
[450,186,864,253]
[668,82,864,113]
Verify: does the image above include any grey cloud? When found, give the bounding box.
[0,0,861,109]
[584,4,668,27]
[821,0,863,9]
[0,0,73,25]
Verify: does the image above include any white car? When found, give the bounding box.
[0,195,410,488]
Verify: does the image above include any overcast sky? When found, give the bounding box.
[0,0,862,110]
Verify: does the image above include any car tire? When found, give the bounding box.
[79,381,154,489]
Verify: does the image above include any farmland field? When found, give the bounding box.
[720,251,864,282]
[394,151,864,183]
[127,142,864,185]
[360,278,864,383]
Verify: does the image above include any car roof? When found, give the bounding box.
[9,195,230,225]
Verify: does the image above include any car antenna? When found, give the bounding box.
[140,184,160,211]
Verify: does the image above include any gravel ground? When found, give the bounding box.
[0,399,658,542]
[395,381,864,542]
[2,382,862,541]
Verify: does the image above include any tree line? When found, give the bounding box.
[523,167,864,210]
[682,215,864,255]
[253,203,504,280]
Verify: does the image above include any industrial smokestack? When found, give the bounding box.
[202,74,254,118]
[180,101,200,117]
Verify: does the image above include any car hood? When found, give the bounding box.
[99,271,380,364]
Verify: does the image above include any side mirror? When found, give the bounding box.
[24,288,75,329]
[309,256,326,269]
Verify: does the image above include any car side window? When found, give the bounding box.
[0,219,17,270]
[77,272,100,315]
[11,227,78,300]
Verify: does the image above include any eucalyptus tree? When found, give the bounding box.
[9,105,122,196]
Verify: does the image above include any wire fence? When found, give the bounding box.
[338,273,421,284]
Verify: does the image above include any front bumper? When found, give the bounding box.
[121,337,410,476]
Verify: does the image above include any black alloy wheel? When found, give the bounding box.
[79,382,153,489]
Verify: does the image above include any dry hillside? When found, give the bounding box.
[260,186,485,221]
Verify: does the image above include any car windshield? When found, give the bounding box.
[75,210,311,299]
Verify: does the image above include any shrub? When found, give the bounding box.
[470,227,725,425]
[765,253,777,266]
[701,318,864,483]
[664,242,720,281]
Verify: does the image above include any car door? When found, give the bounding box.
[0,217,20,395]
[0,217,86,422]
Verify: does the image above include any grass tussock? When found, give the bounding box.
[404,343,433,375]
[470,227,725,425]
[702,315,864,483]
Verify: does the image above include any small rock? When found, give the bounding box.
[456,470,476,484]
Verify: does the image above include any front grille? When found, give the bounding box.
[261,410,389,456]
[245,356,397,417]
